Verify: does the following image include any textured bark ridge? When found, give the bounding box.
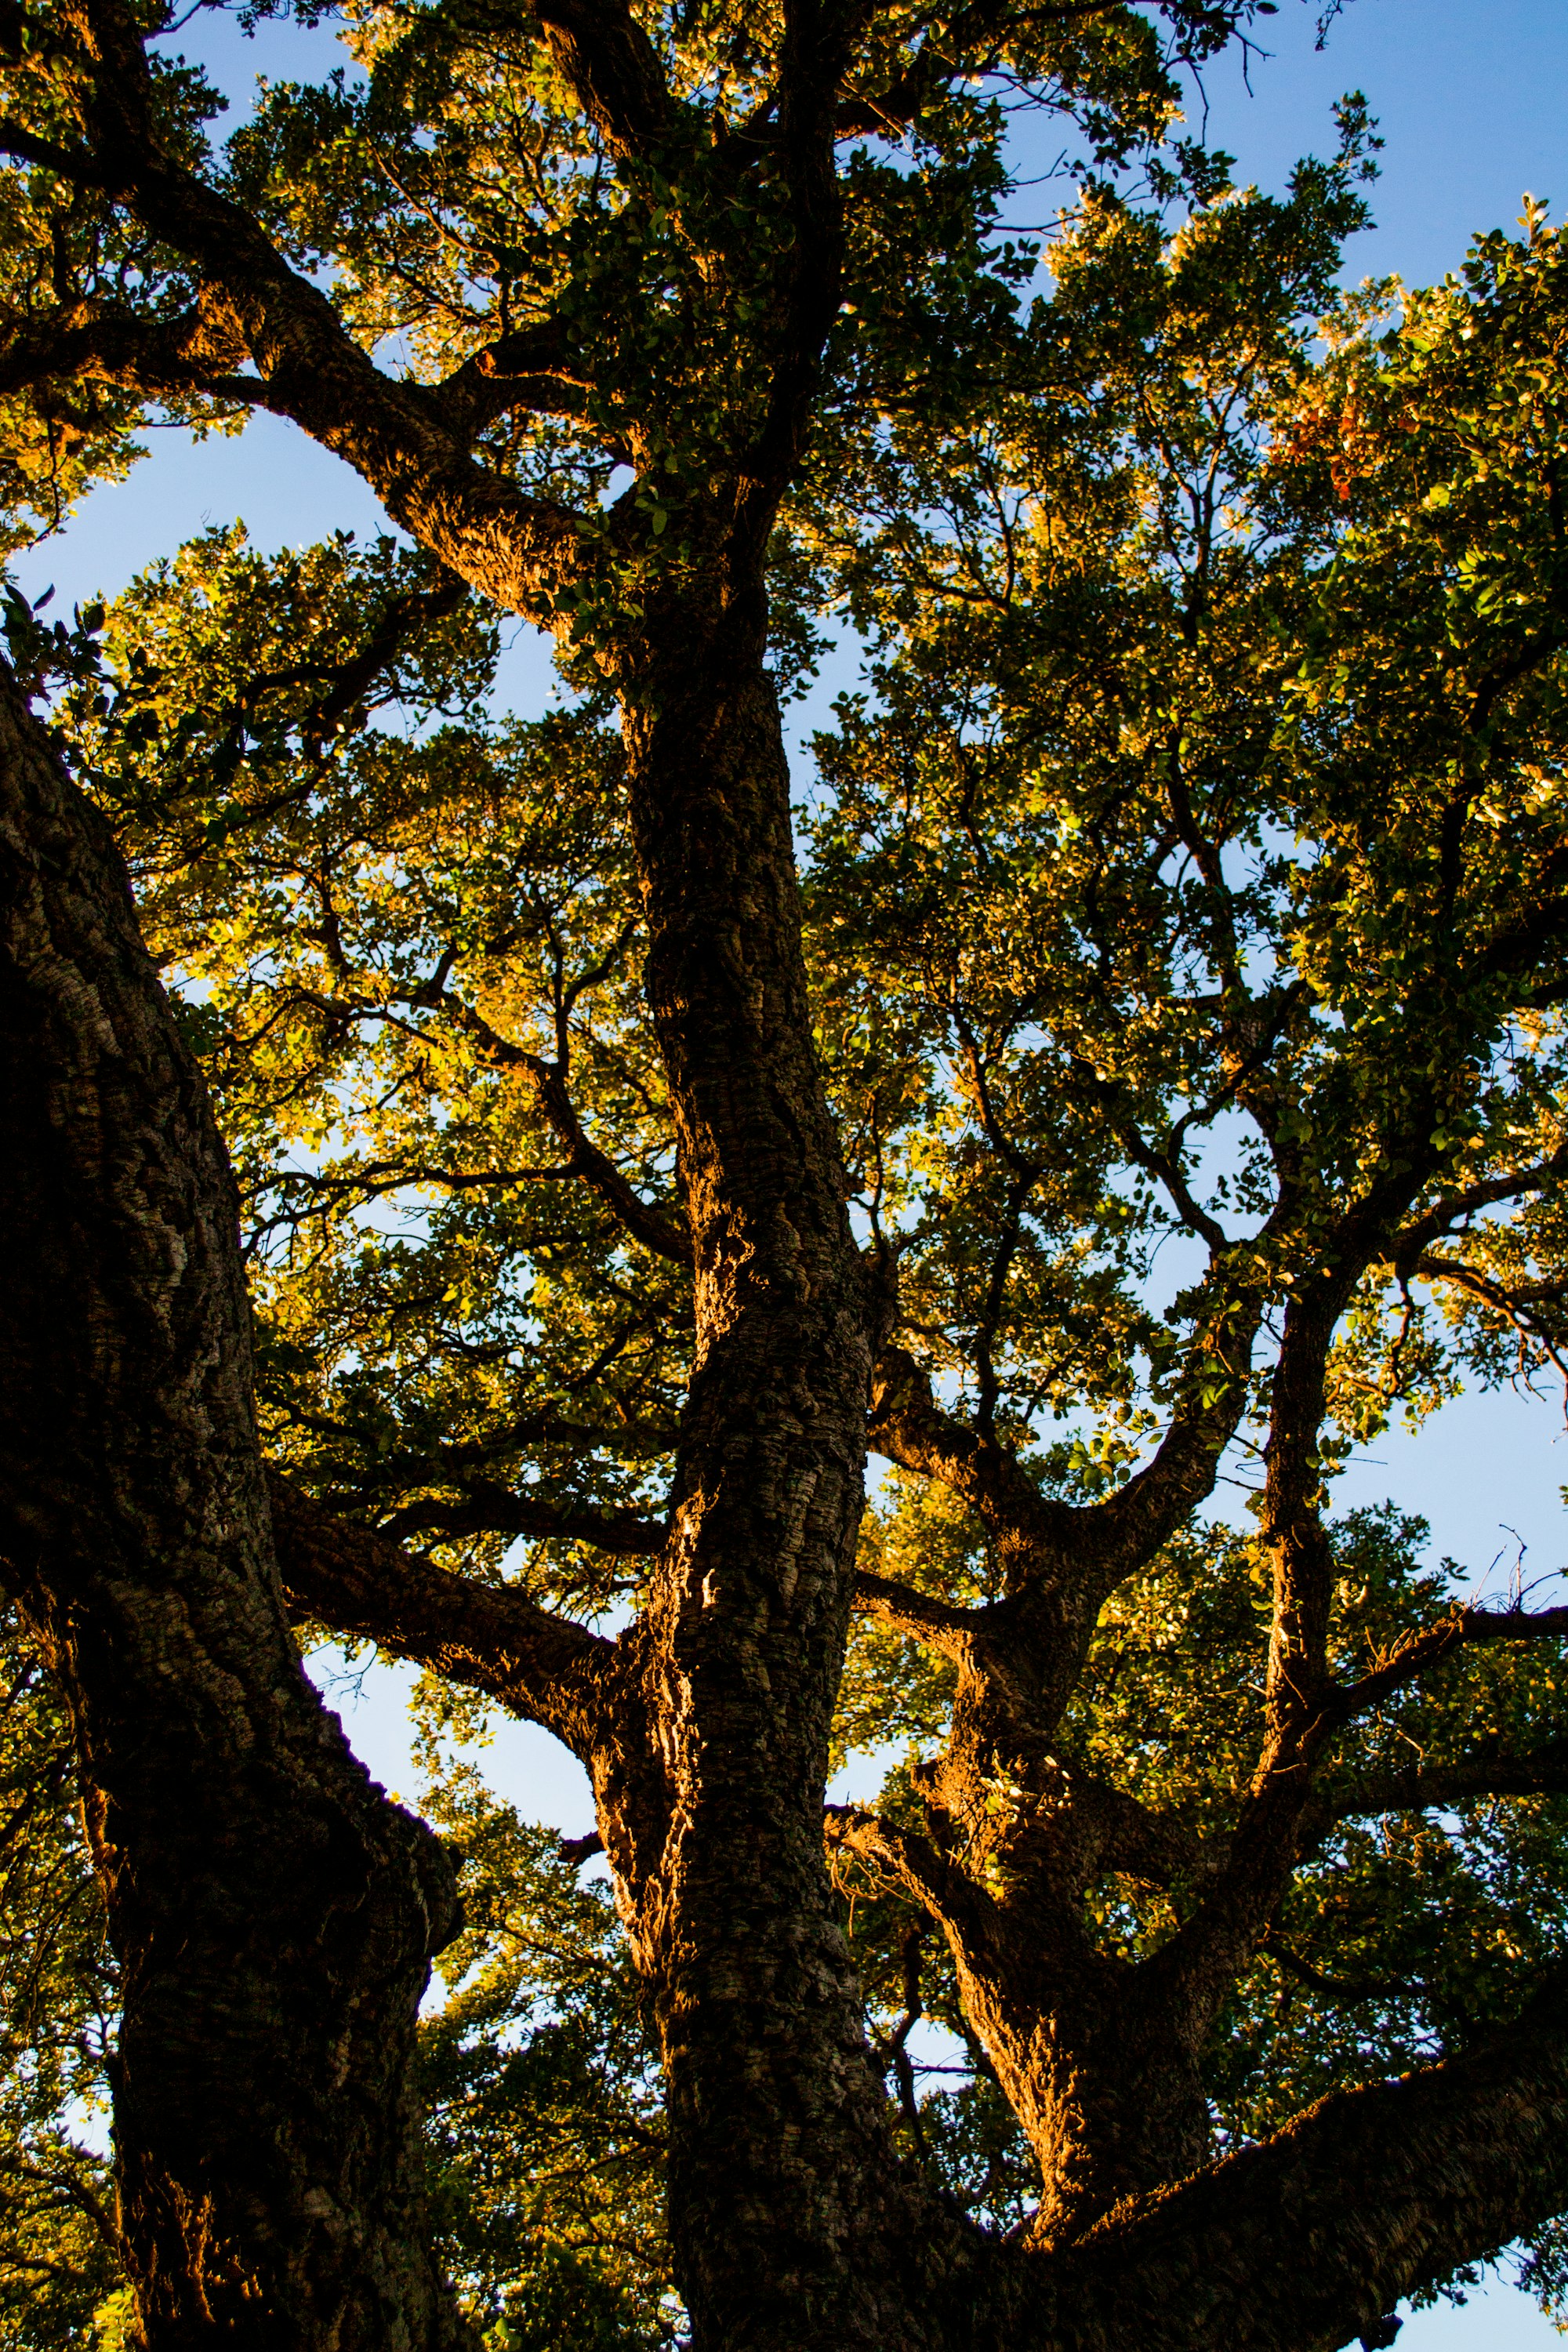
[0,664,469,2350]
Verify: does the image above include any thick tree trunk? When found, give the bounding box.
[588,581,978,2350]
[0,663,467,2350]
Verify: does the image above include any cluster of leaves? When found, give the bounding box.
[409,1691,677,2349]
[0,1609,121,2351]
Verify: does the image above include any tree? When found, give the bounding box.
[3,2,1568,2347]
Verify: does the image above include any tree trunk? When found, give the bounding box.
[586,580,978,2350]
[0,662,468,2350]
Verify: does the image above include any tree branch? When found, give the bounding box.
[1328,1602,1568,1729]
[1261,1935,1421,2004]
[868,1344,1068,1564]
[851,1566,982,1661]
[869,1323,1254,1599]
[1414,1251,1568,1381]
[19,0,592,622]
[528,0,673,159]
[741,0,854,497]
[1038,1975,1568,2352]
[436,319,601,440]
[822,1800,998,1944]
[267,1469,618,1755]
[368,1475,665,1555]
[0,289,247,401]
[1391,1146,1568,1271]
[452,1005,691,1264]
[1328,1738,1568,1823]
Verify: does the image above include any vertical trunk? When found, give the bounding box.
[597,581,975,2350]
[0,665,467,2350]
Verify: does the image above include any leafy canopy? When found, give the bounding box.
[5,0,1568,2339]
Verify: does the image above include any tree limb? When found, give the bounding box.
[868,1344,1069,1563]
[1328,1602,1568,1729]
[16,0,592,622]
[1036,1974,1568,2352]
[0,289,248,401]
[529,0,673,159]
[869,1326,1254,1598]
[1328,1738,1568,1822]
[1391,1146,1568,1272]
[368,1475,665,1555]
[851,1566,982,1661]
[508,1045,692,1266]
[1261,1936,1422,2004]
[267,1469,617,1755]
[822,1799,998,1944]
[436,319,600,439]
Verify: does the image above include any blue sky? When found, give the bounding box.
[13,5,1568,2335]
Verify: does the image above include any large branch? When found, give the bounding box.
[1414,1251,1568,1380]
[434,993,691,1264]
[830,0,1066,140]
[1392,1145,1568,1270]
[1036,1976,1568,2352]
[281,971,693,1266]
[868,1345,1070,1561]
[869,1330,1253,1597]
[0,288,249,401]
[1076,1362,1257,1591]
[1329,1738,1568,1822]
[1328,1600,1568,1727]
[436,319,601,440]
[740,0,856,499]
[267,1471,618,1757]
[9,1,590,622]
[822,1800,999,1945]
[510,1046,692,1265]
[851,1566,982,1661]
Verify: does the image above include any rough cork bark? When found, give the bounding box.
[0,662,470,2350]
[568,584,978,2350]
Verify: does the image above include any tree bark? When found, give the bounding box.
[0,662,468,2350]
[582,582,979,2350]
[1018,1976,1568,2352]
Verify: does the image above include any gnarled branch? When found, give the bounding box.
[1329,1601,1568,1729]
[1038,1975,1568,2352]
[1328,1738,1568,1822]
[267,1469,618,1756]
[530,0,673,158]
[851,1566,982,1662]
[15,0,591,622]
[822,1800,998,1946]
[369,1475,665,1555]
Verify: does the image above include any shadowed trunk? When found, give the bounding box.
[0,661,469,2351]
[583,580,979,2350]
